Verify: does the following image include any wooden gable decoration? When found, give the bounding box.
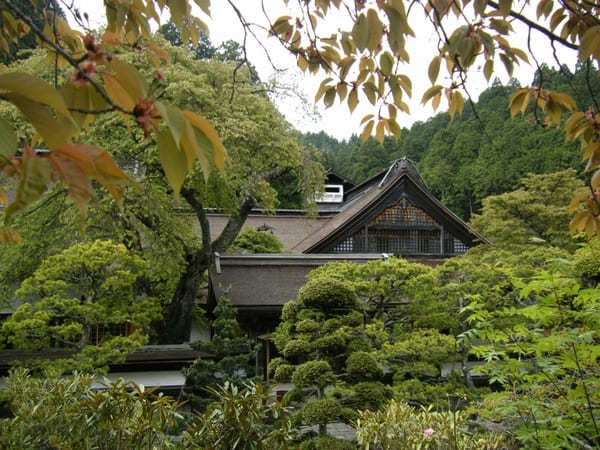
[302,159,487,258]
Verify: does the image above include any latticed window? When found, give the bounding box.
[372,203,438,226]
[325,200,470,256]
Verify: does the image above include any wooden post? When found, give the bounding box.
[266,338,270,383]
[440,225,444,256]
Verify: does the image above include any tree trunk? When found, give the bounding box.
[158,192,255,343]
[159,251,211,343]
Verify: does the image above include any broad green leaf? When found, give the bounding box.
[360,120,374,143]
[323,88,336,108]
[108,59,147,101]
[155,102,186,149]
[348,88,358,112]
[169,0,188,29]
[103,72,136,111]
[483,59,494,81]
[375,120,385,144]
[428,56,441,84]
[0,72,72,119]
[380,51,394,76]
[421,85,443,104]
[181,110,226,171]
[6,94,76,149]
[4,155,51,222]
[352,14,369,51]
[367,9,384,53]
[157,127,188,199]
[192,0,211,15]
[0,117,17,164]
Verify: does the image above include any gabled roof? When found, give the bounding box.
[293,158,488,253]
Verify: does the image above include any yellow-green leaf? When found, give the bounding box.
[181,110,226,171]
[428,56,441,84]
[108,59,147,101]
[0,72,72,119]
[0,117,17,164]
[360,120,374,143]
[6,93,76,149]
[103,72,136,111]
[483,59,494,81]
[367,9,384,53]
[421,85,443,104]
[380,51,394,76]
[155,102,186,148]
[156,127,188,200]
[4,155,50,221]
[348,88,358,112]
[352,14,369,51]
[375,120,385,144]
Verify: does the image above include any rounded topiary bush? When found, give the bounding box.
[345,351,382,381]
[322,318,342,333]
[314,332,348,354]
[274,363,295,382]
[281,301,299,322]
[301,398,342,426]
[292,360,335,389]
[282,339,312,359]
[340,310,363,327]
[343,381,393,411]
[297,277,357,311]
[296,318,320,334]
[300,434,356,450]
[267,357,286,379]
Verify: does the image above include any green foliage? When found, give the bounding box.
[229,227,283,254]
[185,297,256,411]
[355,399,507,450]
[341,381,393,412]
[297,277,358,311]
[299,435,356,450]
[291,360,335,390]
[345,351,382,381]
[464,261,600,448]
[183,382,298,449]
[300,398,343,430]
[470,170,585,250]
[1,240,160,372]
[0,368,182,449]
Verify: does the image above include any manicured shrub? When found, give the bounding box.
[314,332,348,354]
[343,381,393,411]
[296,318,320,334]
[274,364,295,382]
[297,277,357,311]
[345,351,382,381]
[341,310,363,327]
[282,339,312,359]
[322,317,342,333]
[301,398,342,426]
[300,434,356,449]
[292,360,335,389]
[280,301,299,322]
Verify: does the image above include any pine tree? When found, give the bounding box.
[184,298,256,411]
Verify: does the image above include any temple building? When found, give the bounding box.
[210,158,487,342]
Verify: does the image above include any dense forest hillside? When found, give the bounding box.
[302,64,600,219]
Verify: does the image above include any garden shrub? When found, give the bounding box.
[345,351,382,381]
[301,398,343,426]
[292,360,335,390]
[297,277,357,311]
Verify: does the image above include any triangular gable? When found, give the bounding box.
[295,169,487,255]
